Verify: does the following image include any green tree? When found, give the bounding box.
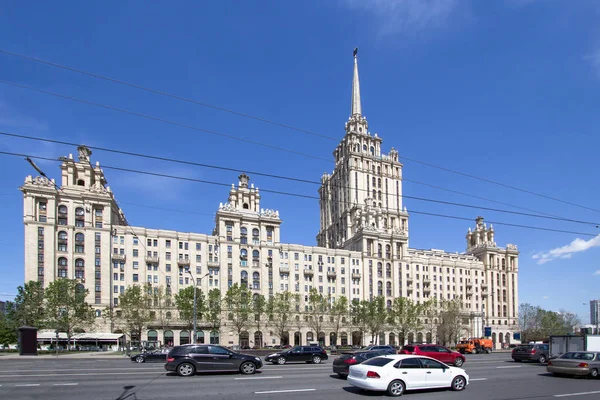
[267,291,296,345]
[436,299,465,346]
[206,289,222,338]
[224,283,253,344]
[13,281,45,328]
[330,296,348,347]
[366,296,387,345]
[350,299,369,346]
[252,293,267,346]
[390,297,422,345]
[307,288,329,345]
[44,279,94,349]
[0,302,18,346]
[150,285,173,337]
[115,285,152,345]
[422,298,440,343]
[175,286,206,334]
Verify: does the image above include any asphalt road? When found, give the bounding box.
[1,353,599,400]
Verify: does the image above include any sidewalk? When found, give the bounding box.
[0,351,129,360]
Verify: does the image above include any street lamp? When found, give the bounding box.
[186,270,209,343]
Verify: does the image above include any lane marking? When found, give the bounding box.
[0,367,162,373]
[15,384,41,387]
[470,378,488,381]
[496,366,522,369]
[555,391,600,398]
[255,389,316,394]
[53,383,79,386]
[235,376,282,380]
[0,372,162,378]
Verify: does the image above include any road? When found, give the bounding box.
[1,352,599,400]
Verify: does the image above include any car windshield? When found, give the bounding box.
[288,346,302,352]
[361,357,394,367]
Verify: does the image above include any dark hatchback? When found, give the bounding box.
[333,350,390,377]
[264,346,328,365]
[164,344,263,377]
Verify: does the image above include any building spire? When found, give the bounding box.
[351,47,362,116]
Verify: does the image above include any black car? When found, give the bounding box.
[264,345,328,365]
[131,349,169,363]
[512,344,550,363]
[164,344,263,377]
[333,350,390,377]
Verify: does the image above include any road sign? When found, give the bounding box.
[484,327,492,337]
[513,332,521,340]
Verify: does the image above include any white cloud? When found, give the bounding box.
[341,0,461,36]
[542,296,549,300]
[532,235,600,264]
[594,270,600,276]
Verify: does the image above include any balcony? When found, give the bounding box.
[207,260,220,268]
[352,273,361,280]
[423,287,431,293]
[466,289,474,296]
[145,256,159,264]
[481,283,488,290]
[279,266,290,274]
[406,277,414,283]
[327,271,337,279]
[112,254,126,262]
[466,281,473,288]
[423,277,431,285]
[177,259,190,267]
[481,289,489,297]
[303,268,314,276]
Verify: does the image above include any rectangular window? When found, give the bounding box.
[95,258,101,266]
[133,274,139,282]
[37,227,44,236]
[133,237,138,245]
[39,215,47,223]
[196,243,201,251]
[147,239,152,247]
[133,249,138,257]
[166,252,171,261]
[153,239,158,247]
[133,261,138,269]
[166,263,171,272]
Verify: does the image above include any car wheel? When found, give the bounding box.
[276,356,286,365]
[454,357,464,367]
[387,379,405,397]
[589,368,599,378]
[135,356,144,363]
[338,373,347,379]
[538,355,547,364]
[451,376,467,391]
[240,362,256,375]
[177,362,195,377]
[312,356,322,364]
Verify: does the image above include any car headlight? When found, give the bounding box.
[267,353,276,357]
[255,357,261,361]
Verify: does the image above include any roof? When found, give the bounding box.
[36,331,123,341]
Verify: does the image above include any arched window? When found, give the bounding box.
[240,227,248,244]
[243,203,249,209]
[372,189,376,198]
[252,250,260,260]
[252,228,259,244]
[57,257,68,278]
[377,262,382,277]
[240,249,248,259]
[77,179,85,186]
[372,177,376,186]
[386,299,392,310]
[377,178,381,188]
[166,311,172,319]
[241,271,248,287]
[95,309,101,318]
[57,205,68,225]
[370,146,375,155]
[378,191,382,200]
[75,283,85,294]
[386,263,391,278]
[386,281,392,296]
[377,281,383,296]
[75,232,85,253]
[252,272,260,289]
[377,167,381,175]
[75,258,85,279]
[363,144,367,152]
[502,259,506,270]
[58,231,68,252]
[75,207,85,227]
[377,244,382,258]
[385,245,391,259]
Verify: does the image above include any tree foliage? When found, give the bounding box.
[330,296,348,346]
[366,296,388,344]
[267,291,296,345]
[519,303,581,342]
[252,293,267,337]
[390,297,423,344]
[13,281,45,328]
[174,286,206,332]
[44,279,94,346]
[206,289,222,334]
[436,299,466,346]
[114,285,152,343]
[350,299,370,346]
[0,302,18,346]
[307,288,329,343]
[224,283,253,342]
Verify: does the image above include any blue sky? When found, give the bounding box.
[1,0,599,323]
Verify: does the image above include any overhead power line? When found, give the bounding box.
[0,80,330,163]
[1,132,598,228]
[2,49,597,214]
[2,150,598,237]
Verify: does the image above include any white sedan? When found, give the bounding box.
[347,354,469,397]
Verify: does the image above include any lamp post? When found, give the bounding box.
[187,270,209,343]
[481,304,486,338]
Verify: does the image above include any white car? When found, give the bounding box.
[347,354,469,397]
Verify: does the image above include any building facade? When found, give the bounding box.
[20,52,519,349]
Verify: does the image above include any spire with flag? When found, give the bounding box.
[351,47,362,117]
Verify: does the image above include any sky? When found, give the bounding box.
[1,0,599,324]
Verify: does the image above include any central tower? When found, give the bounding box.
[317,49,409,263]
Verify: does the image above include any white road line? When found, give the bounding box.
[470,378,488,381]
[0,372,160,378]
[255,389,316,394]
[0,367,161,373]
[53,383,79,386]
[235,376,282,380]
[554,391,600,398]
[15,384,40,387]
[496,366,522,369]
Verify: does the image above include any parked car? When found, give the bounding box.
[547,351,600,378]
[399,344,465,367]
[333,350,390,377]
[512,344,549,363]
[164,344,262,377]
[347,355,469,397]
[131,348,169,363]
[364,345,396,354]
[264,345,328,365]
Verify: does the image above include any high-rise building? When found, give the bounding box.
[590,300,599,326]
[20,51,519,349]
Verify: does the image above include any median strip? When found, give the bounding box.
[255,389,316,394]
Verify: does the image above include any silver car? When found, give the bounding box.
[547,351,600,378]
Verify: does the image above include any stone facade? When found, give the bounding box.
[20,53,519,349]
